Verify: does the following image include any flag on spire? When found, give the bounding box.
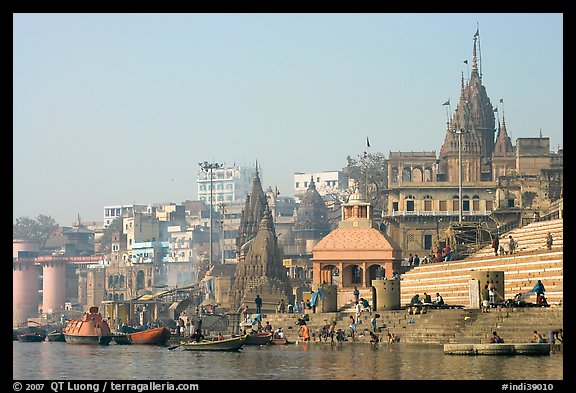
[474,28,479,38]
[442,99,450,106]
[463,60,468,65]
[500,98,504,103]
[366,137,371,148]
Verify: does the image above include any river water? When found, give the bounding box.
[13,341,564,383]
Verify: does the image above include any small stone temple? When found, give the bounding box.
[229,170,292,332]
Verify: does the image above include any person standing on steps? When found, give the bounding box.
[481,284,490,313]
[353,286,360,304]
[546,232,553,250]
[254,294,263,315]
[492,235,499,256]
[508,235,516,255]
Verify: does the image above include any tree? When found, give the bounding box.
[99,216,123,254]
[346,152,388,211]
[13,215,59,248]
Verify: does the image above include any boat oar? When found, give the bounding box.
[168,340,187,350]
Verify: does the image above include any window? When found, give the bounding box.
[424,195,433,211]
[392,202,398,211]
[472,195,480,211]
[463,195,470,212]
[439,200,447,211]
[424,234,433,250]
[486,200,493,211]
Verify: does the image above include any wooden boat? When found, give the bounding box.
[181,335,247,351]
[272,337,290,345]
[15,326,47,342]
[244,332,273,345]
[118,325,143,334]
[18,333,47,342]
[46,330,65,342]
[112,333,131,345]
[127,327,171,345]
[63,306,113,345]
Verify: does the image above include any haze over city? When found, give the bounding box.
[13,13,563,226]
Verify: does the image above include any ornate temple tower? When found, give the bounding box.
[235,167,267,263]
[293,176,331,255]
[492,110,515,179]
[439,31,497,182]
[230,207,293,318]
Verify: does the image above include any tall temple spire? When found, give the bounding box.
[439,26,496,181]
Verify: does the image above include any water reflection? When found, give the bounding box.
[13,341,563,381]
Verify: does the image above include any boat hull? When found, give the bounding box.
[64,334,113,345]
[113,334,132,345]
[245,333,273,345]
[47,331,65,342]
[182,335,247,351]
[18,333,46,342]
[127,327,171,345]
[272,338,289,345]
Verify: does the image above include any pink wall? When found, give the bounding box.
[42,260,67,314]
[13,239,40,258]
[13,260,40,328]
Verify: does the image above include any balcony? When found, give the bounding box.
[386,210,492,217]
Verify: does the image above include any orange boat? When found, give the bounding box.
[127,327,171,345]
[63,306,113,345]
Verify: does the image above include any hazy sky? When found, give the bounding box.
[13,13,563,226]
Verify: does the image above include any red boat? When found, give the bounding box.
[272,337,289,345]
[127,327,171,345]
[63,306,113,345]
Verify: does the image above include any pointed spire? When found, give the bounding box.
[472,32,479,74]
[309,175,316,190]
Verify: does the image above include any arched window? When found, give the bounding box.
[412,167,423,182]
[391,168,399,182]
[452,195,460,211]
[405,194,415,212]
[424,167,433,182]
[402,167,411,182]
[472,195,480,211]
[463,195,470,212]
[424,194,433,211]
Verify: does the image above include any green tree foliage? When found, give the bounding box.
[99,216,123,254]
[346,152,388,211]
[13,215,59,247]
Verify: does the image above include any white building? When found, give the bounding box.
[293,170,349,201]
[103,204,148,228]
[197,165,257,208]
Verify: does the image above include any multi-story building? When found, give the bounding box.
[293,170,348,201]
[197,164,257,207]
[103,204,148,228]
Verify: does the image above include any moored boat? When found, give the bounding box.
[112,333,131,345]
[181,335,247,351]
[244,332,273,345]
[18,333,47,342]
[46,330,65,342]
[127,326,171,345]
[63,306,113,345]
[272,337,290,345]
